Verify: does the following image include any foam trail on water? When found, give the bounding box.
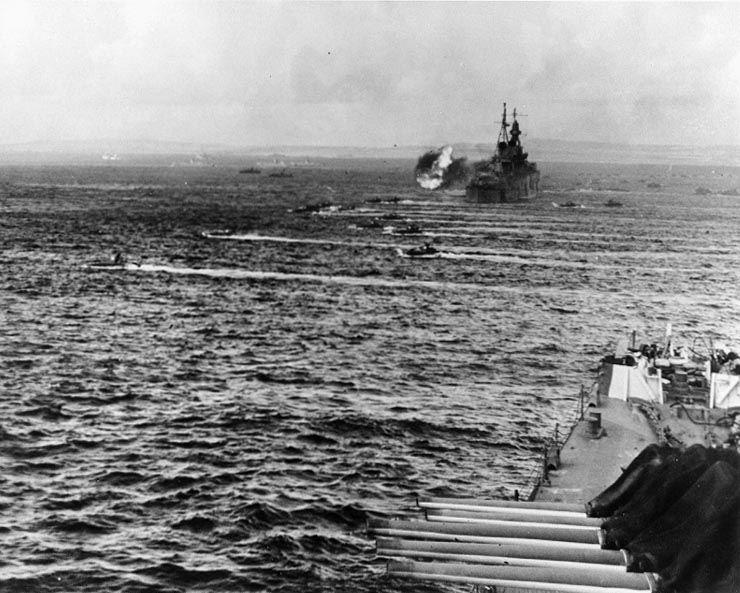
[318,210,737,247]
[203,232,429,251]
[122,264,730,302]
[128,263,494,291]
[412,232,479,239]
[200,232,722,269]
[203,232,375,247]
[438,252,710,272]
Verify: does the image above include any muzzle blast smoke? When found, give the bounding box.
[415,146,469,190]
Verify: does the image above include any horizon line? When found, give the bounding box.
[2,138,739,152]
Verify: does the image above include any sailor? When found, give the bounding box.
[722,413,740,449]
[732,415,740,439]
[727,351,740,375]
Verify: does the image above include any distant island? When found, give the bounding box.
[0,138,738,167]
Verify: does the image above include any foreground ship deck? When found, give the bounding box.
[536,398,658,504]
[369,328,740,592]
[369,399,663,592]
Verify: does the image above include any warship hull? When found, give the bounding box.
[464,102,540,203]
[466,169,540,203]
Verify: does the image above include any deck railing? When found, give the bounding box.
[524,383,598,500]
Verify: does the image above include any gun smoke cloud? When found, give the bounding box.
[415,146,469,190]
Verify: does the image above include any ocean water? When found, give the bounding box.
[1,159,738,592]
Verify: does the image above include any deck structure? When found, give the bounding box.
[368,398,672,592]
[369,329,738,591]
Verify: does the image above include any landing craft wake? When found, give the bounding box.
[88,262,616,297]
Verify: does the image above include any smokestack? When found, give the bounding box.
[415,145,469,190]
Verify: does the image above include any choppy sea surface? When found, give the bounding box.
[1,159,739,592]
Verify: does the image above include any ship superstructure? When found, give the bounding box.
[466,102,540,202]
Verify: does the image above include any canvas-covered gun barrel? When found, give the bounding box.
[585,444,676,517]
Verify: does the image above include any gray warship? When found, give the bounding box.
[466,102,540,203]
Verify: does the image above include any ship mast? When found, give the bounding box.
[497,102,510,145]
[510,107,522,148]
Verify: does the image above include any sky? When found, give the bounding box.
[1,1,738,148]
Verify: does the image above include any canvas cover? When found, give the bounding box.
[587,444,740,593]
[586,443,677,517]
[601,361,664,403]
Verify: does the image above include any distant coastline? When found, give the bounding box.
[1,139,738,168]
